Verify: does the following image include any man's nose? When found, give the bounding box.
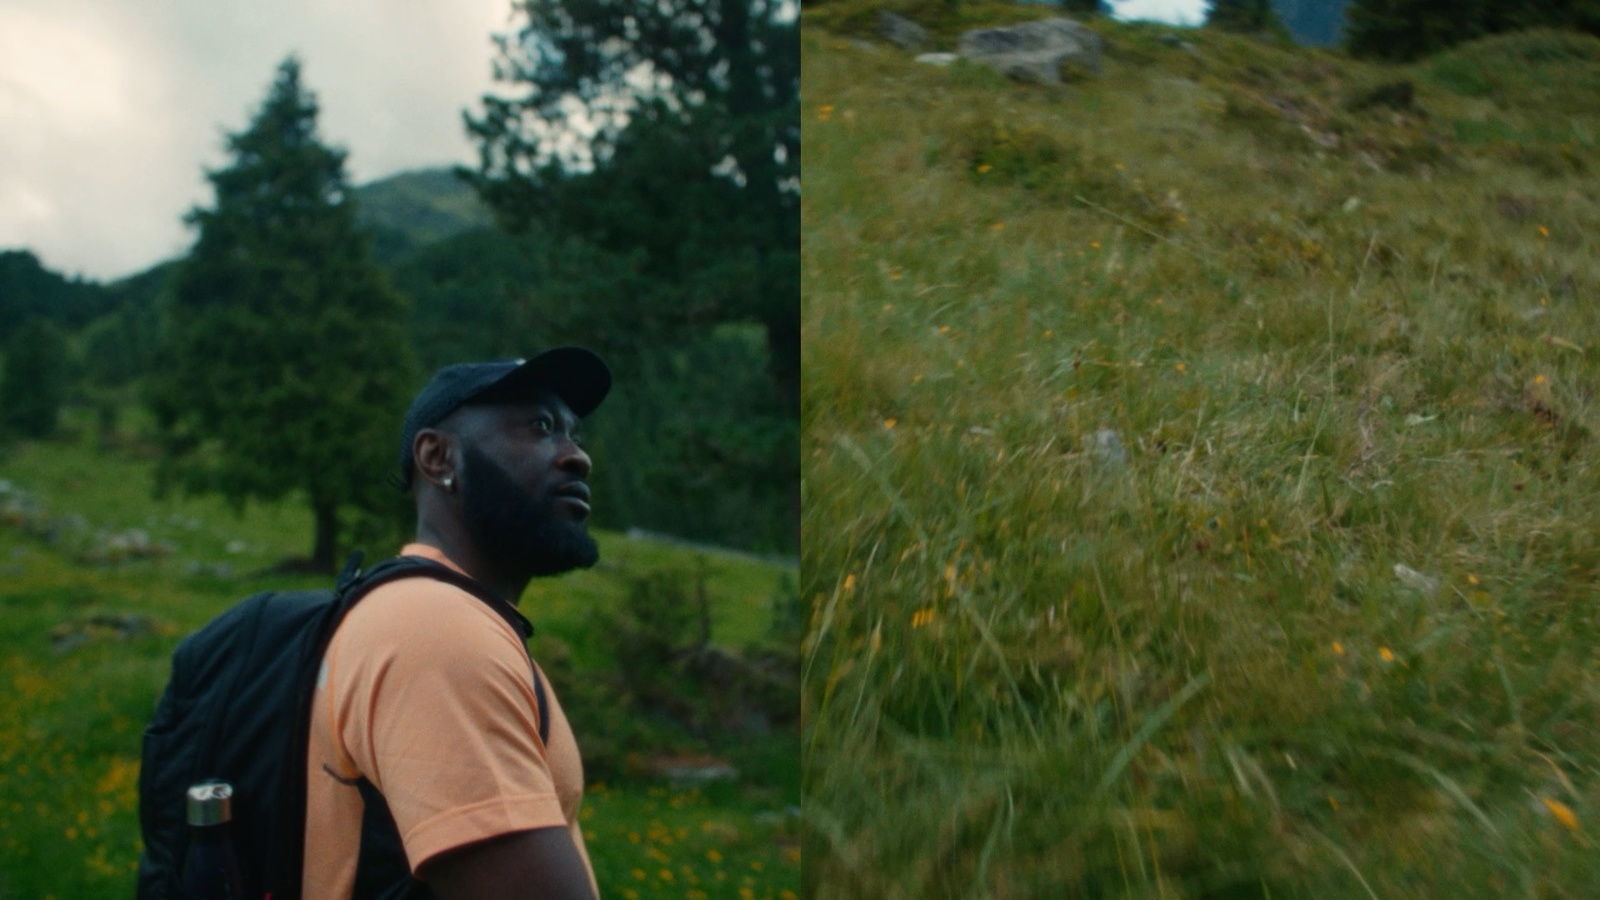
[557,438,591,478]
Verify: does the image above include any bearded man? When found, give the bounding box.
[301,348,608,899]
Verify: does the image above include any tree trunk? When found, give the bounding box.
[311,498,338,574]
[695,562,712,649]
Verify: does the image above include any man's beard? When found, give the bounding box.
[459,443,599,578]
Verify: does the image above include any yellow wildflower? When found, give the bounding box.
[1544,797,1579,831]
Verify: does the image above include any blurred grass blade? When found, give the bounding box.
[1315,829,1381,900]
[1094,673,1211,799]
[832,432,928,545]
[1377,749,1503,841]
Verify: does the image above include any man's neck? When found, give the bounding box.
[411,523,530,605]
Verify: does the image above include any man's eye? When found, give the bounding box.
[531,416,554,433]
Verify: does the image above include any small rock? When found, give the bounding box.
[755,805,803,824]
[959,17,1103,85]
[50,613,155,654]
[916,52,960,67]
[641,754,739,786]
[1393,563,1439,596]
[186,560,234,579]
[1090,428,1129,466]
[878,11,928,50]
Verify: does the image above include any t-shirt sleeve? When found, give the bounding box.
[331,585,567,872]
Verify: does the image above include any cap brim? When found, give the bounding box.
[479,346,611,417]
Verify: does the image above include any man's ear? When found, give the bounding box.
[413,428,456,489]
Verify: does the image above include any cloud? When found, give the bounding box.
[1113,0,1206,26]
[0,0,512,280]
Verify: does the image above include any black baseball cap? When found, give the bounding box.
[398,346,611,489]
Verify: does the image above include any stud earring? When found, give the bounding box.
[442,475,455,491]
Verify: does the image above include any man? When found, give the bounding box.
[302,347,610,899]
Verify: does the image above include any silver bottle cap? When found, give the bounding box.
[186,781,234,826]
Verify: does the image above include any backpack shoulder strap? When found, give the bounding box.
[343,554,550,744]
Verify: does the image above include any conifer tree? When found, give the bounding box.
[1206,0,1287,33]
[463,0,797,409]
[464,0,800,547]
[1344,0,1486,59]
[1345,0,1600,60]
[0,317,70,438]
[147,57,413,572]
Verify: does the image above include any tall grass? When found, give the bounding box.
[802,18,1600,898]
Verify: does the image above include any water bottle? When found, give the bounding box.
[180,781,245,900]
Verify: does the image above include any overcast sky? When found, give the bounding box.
[1,0,1204,283]
[1,0,516,281]
[1115,0,1205,26]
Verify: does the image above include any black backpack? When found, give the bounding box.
[137,552,550,900]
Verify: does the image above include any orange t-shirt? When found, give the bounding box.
[302,543,595,898]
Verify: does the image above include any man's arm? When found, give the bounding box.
[419,826,597,900]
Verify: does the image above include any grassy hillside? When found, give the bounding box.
[0,423,799,899]
[354,167,495,265]
[802,13,1600,898]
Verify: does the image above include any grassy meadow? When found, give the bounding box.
[801,14,1600,898]
[0,419,799,899]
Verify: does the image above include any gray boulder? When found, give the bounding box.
[878,11,928,50]
[958,18,1103,84]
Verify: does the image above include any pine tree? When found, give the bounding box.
[0,317,70,438]
[147,57,414,572]
[1207,0,1288,33]
[1343,0,1600,60]
[1061,0,1109,17]
[1344,0,1487,59]
[463,0,797,409]
[463,0,800,547]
